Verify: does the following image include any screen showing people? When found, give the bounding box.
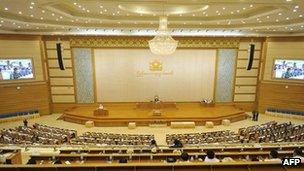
[273,59,304,80]
[0,59,34,81]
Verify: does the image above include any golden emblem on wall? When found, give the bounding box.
[149,60,162,71]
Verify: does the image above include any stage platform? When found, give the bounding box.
[61,103,247,127]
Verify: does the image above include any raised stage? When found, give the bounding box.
[61,103,247,127]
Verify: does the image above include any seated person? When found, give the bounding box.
[98,104,104,110]
[293,148,304,163]
[204,150,220,162]
[264,150,281,162]
[181,152,189,161]
[171,139,183,148]
[150,139,157,148]
[154,95,160,103]
[27,158,36,164]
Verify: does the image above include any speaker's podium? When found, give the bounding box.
[93,105,109,116]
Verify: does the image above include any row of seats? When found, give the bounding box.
[71,132,154,146]
[0,110,38,119]
[167,121,304,145]
[267,107,304,116]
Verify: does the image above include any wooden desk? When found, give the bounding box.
[93,109,109,116]
[136,102,177,109]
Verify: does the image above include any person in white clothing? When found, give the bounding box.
[204,150,220,162]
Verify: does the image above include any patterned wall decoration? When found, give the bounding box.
[70,37,240,48]
[215,49,237,102]
[73,48,94,103]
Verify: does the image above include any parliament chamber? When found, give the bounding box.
[0,0,304,170]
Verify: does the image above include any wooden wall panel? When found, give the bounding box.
[48,59,72,68]
[235,78,258,85]
[50,78,74,85]
[46,50,71,59]
[0,83,50,115]
[45,41,70,49]
[258,82,304,112]
[237,51,260,59]
[49,68,73,77]
[237,60,259,68]
[236,69,258,77]
[52,95,75,103]
[51,87,74,94]
[234,94,256,102]
[235,86,257,93]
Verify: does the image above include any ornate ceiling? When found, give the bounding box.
[0,0,303,36]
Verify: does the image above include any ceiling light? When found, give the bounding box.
[29,6,34,9]
[0,20,3,23]
[40,17,43,20]
[295,5,299,9]
[18,11,22,14]
[231,11,234,14]
[4,7,8,11]
[276,19,279,22]
[104,9,107,12]
[192,14,195,16]
[149,16,178,56]
[17,26,21,28]
[222,7,226,10]
[42,10,45,13]
[100,11,103,14]
[0,24,2,27]
[301,25,304,28]
[278,13,282,15]
[286,0,292,2]
[286,17,289,20]
[30,14,34,17]
[73,3,77,5]
[266,16,270,18]
[60,16,63,19]
[31,2,35,5]
[293,9,297,12]
[299,14,303,17]
[52,13,55,16]
[243,7,246,10]
[237,10,240,13]
[100,6,103,8]
[250,4,253,8]
[86,10,90,12]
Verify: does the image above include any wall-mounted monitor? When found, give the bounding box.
[273,59,304,80]
[0,58,34,81]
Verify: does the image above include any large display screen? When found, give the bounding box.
[273,59,304,80]
[0,58,34,81]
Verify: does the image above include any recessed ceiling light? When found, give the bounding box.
[104,9,107,12]
[216,10,219,13]
[86,10,90,12]
[42,10,45,13]
[60,16,63,19]
[30,14,34,17]
[222,7,226,10]
[112,13,115,16]
[18,11,22,14]
[293,9,297,12]
[236,10,240,13]
[299,14,303,17]
[183,22,186,25]
[266,16,270,18]
[243,7,246,10]
[286,0,292,2]
[231,11,234,14]
[276,19,279,22]
[40,17,43,20]
[286,17,289,20]
[301,25,304,28]
[99,11,103,14]
[192,14,195,16]
[29,6,34,9]
[73,2,77,5]
[52,13,55,16]
[199,22,202,25]
[17,26,21,28]
[100,6,103,8]
[31,2,35,5]
[250,4,253,8]
[4,7,8,11]
[13,22,16,25]
[0,20,3,23]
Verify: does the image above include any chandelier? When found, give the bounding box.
[148,16,178,56]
